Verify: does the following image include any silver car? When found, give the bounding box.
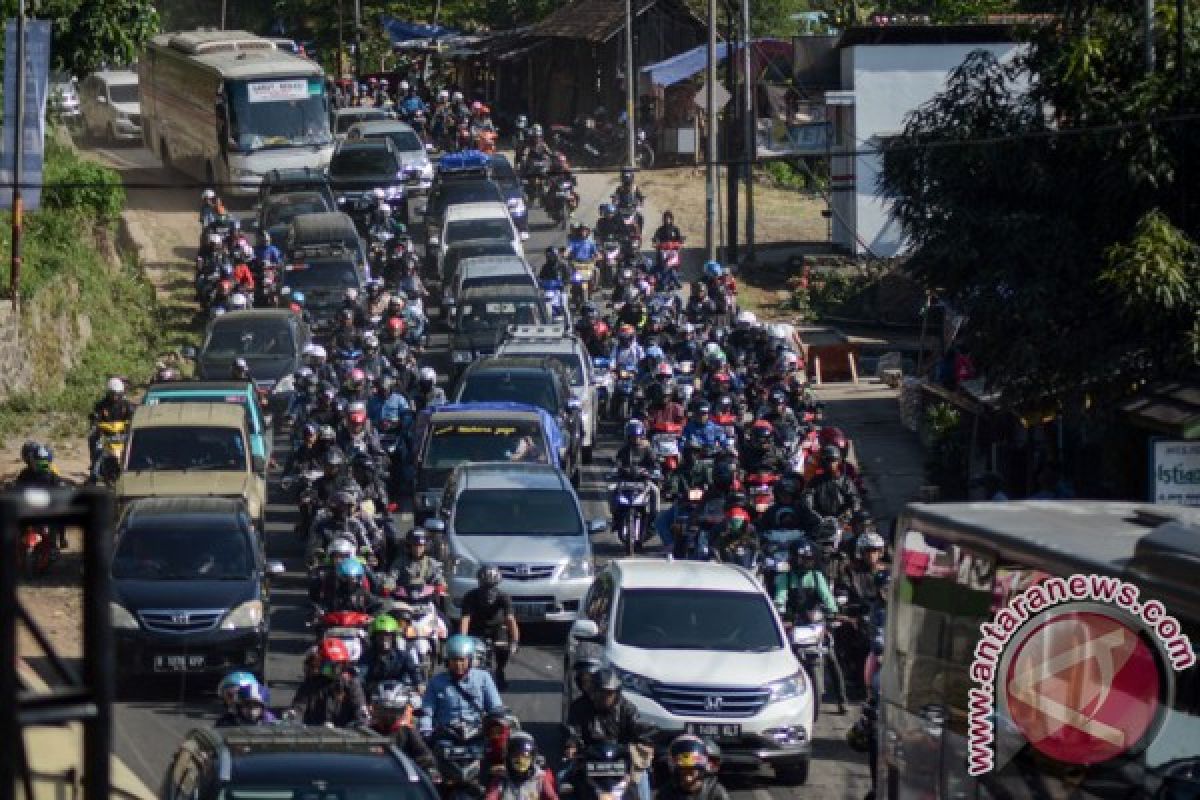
[346,119,434,193]
[497,325,598,463]
[428,462,604,623]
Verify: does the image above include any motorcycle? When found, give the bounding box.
[607,471,659,556]
[609,367,636,422]
[93,419,128,486]
[591,357,612,417]
[569,258,594,307]
[655,239,683,273]
[745,471,779,516]
[16,524,55,579]
[523,155,551,204]
[545,176,578,228]
[282,468,324,538]
[541,279,568,322]
[431,721,488,800]
[389,580,448,678]
[310,607,372,644]
[790,606,829,721]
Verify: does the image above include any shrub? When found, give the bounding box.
[41,141,125,221]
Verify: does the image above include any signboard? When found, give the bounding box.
[1149,438,1200,507]
[246,79,309,103]
[694,81,731,112]
[0,19,52,211]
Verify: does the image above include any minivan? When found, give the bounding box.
[142,380,272,475]
[443,254,537,317]
[434,202,521,279]
[80,70,140,143]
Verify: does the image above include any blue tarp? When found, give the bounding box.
[381,16,457,43]
[640,43,729,88]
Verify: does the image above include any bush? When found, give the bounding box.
[922,402,970,500]
[41,140,125,221]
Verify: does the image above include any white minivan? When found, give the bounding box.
[435,201,523,284]
[80,70,141,143]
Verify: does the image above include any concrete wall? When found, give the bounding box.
[838,41,1023,256]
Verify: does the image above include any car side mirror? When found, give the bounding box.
[587,518,607,535]
[570,618,601,641]
[180,346,197,360]
[266,560,286,576]
[424,518,446,533]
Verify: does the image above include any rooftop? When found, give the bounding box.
[532,0,701,43]
[458,461,568,491]
[613,558,761,592]
[131,402,245,428]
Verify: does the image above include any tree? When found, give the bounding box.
[3,0,159,77]
[880,7,1200,412]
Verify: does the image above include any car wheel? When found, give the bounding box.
[775,758,810,786]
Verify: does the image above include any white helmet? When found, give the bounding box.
[857,532,886,553]
[306,344,327,362]
[202,189,216,200]
[229,293,249,310]
[419,366,437,383]
[399,80,410,91]
[703,341,723,358]
[373,187,386,200]
[240,242,254,259]
[344,287,359,301]
[378,202,391,215]
[736,310,757,327]
[451,91,463,102]
[330,537,357,558]
[437,89,449,101]
[531,123,543,137]
[106,377,125,394]
[207,233,222,246]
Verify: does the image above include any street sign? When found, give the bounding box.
[694,81,731,112]
[0,18,52,211]
[1149,438,1200,506]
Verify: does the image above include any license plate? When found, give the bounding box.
[513,603,545,620]
[153,654,206,672]
[685,722,741,739]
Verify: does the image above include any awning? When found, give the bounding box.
[639,38,796,88]
[640,43,729,88]
[1121,383,1200,438]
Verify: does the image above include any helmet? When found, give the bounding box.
[218,671,259,703]
[668,735,709,773]
[370,614,401,636]
[471,100,482,111]
[437,89,449,101]
[857,531,886,553]
[620,167,634,185]
[693,401,711,415]
[589,667,622,696]
[235,682,267,711]
[332,489,357,512]
[726,507,751,527]
[419,366,437,384]
[736,310,757,327]
[319,636,351,670]
[229,293,249,310]
[713,461,735,489]
[33,445,53,471]
[477,564,501,588]
[347,368,367,390]
[506,732,539,778]
[345,287,360,303]
[373,187,386,200]
[106,377,125,394]
[790,539,815,563]
[330,537,356,560]
[656,362,673,378]
[751,419,774,443]
[445,633,476,661]
[819,426,849,451]
[407,527,428,547]
[531,123,543,136]
[202,189,216,200]
[624,419,646,440]
[704,260,723,278]
[386,316,404,334]
[821,444,842,463]
[399,80,410,90]
[337,558,365,582]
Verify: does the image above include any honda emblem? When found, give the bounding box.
[171,613,190,625]
[704,695,724,712]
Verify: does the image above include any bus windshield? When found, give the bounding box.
[226,77,331,151]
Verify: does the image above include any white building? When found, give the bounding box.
[821,25,1023,256]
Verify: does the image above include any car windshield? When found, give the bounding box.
[264,196,329,228]
[425,420,546,471]
[204,321,294,357]
[615,589,783,651]
[533,353,584,386]
[126,426,247,472]
[226,77,332,150]
[108,83,138,104]
[457,301,544,333]
[446,219,512,244]
[284,261,360,291]
[221,785,426,800]
[453,488,579,535]
[331,148,397,177]
[337,110,389,133]
[457,370,558,412]
[113,525,252,581]
[378,130,423,152]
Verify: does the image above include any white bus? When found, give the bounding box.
[138,29,334,196]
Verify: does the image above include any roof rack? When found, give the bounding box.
[438,150,491,177]
[504,323,571,340]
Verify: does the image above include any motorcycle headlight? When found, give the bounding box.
[221,600,264,630]
[613,666,654,696]
[453,554,478,579]
[111,603,139,630]
[562,557,592,579]
[766,669,808,702]
[385,185,405,200]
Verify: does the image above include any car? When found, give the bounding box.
[422,177,506,251]
[256,167,337,212]
[497,325,599,463]
[447,285,551,378]
[49,71,81,126]
[110,497,283,685]
[433,239,520,298]
[487,154,530,239]
[192,309,312,415]
[347,119,434,193]
[431,462,603,624]
[115,403,268,530]
[330,106,394,140]
[410,401,568,523]
[256,189,334,245]
[163,726,436,800]
[434,202,522,282]
[80,69,140,143]
[452,355,582,483]
[564,560,815,785]
[280,252,368,335]
[142,380,273,476]
[443,254,538,318]
[327,139,407,214]
[286,211,368,270]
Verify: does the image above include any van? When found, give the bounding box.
[443,254,537,315]
[115,403,267,530]
[80,69,141,143]
[141,381,272,475]
[435,202,521,280]
[286,211,366,268]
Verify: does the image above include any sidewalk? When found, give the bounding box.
[817,379,926,531]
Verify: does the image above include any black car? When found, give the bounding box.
[452,355,583,484]
[448,284,549,374]
[192,309,311,413]
[328,139,407,218]
[434,238,520,299]
[257,190,334,246]
[110,497,283,687]
[257,167,337,211]
[488,154,529,236]
[422,178,506,252]
[163,726,436,800]
[281,255,367,335]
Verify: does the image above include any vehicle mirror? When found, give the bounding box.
[587,518,607,535]
[424,518,446,533]
[569,618,601,641]
[266,560,286,576]
[180,346,197,360]
[252,454,266,473]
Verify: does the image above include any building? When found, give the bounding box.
[817,24,1023,256]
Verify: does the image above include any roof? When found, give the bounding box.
[122,496,247,520]
[836,22,1020,48]
[130,402,246,428]
[209,308,298,324]
[613,559,761,592]
[1120,382,1200,438]
[468,355,559,373]
[445,201,511,221]
[532,0,701,43]
[499,338,580,356]
[459,283,542,300]
[459,256,532,277]
[458,461,569,491]
[349,119,418,135]
[288,211,358,240]
[195,726,419,783]
[146,380,255,393]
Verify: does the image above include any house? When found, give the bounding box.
[818,24,1024,256]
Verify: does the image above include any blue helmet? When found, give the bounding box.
[445,634,477,661]
[292,291,306,306]
[336,557,365,580]
[704,260,723,278]
[236,682,267,705]
[625,419,646,440]
[218,671,259,699]
[645,345,664,361]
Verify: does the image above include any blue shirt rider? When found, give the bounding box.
[257,236,283,266]
[401,93,427,116]
[682,403,728,450]
[420,635,503,735]
[567,225,598,262]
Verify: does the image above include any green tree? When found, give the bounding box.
[3,0,159,77]
[880,7,1200,412]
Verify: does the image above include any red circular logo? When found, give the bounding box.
[1004,610,1162,765]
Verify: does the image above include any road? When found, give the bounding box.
[87,140,871,800]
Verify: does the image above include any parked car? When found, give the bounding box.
[142,380,272,475]
[347,119,434,193]
[80,69,140,143]
[431,462,604,624]
[110,497,282,686]
[163,726,436,800]
[564,559,815,784]
[191,309,311,417]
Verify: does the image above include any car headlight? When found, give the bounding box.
[766,669,809,702]
[421,163,434,179]
[507,198,526,215]
[453,554,478,579]
[221,600,264,630]
[613,666,655,696]
[452,350,473,363]
[111,603,139,630]
[428,234,440,245]
[385,185,404,199]
[562,557,592,579]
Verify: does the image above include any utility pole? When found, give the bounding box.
[724,3,738,264]
[10,0,26,310]
[704,0,718,262]
[624,0,637,168]
[741,0,755,262]
[337,0,345,79]
[220,0,227,30]
[353,0,363,80]
[1144,0,1155,73]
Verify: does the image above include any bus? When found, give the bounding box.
[138,30,334,196]
[879,501,1200,800]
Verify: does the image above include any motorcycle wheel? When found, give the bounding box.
[637,143,655,170]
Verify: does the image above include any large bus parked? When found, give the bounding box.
[139,30,333,195]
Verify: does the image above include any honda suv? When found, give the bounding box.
[563,559,814,784]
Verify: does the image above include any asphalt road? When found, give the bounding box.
[91,140,870,799]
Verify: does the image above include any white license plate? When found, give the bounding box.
[153,654,206,672]
[685,722,741,739]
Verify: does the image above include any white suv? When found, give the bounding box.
[563,559,814,785]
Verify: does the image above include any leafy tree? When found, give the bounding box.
[2,0,159,76]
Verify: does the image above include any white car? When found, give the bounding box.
[564,559,814,785]
[80,70,141,143]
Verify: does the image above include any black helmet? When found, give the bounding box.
[620,167,634,185]
[692,401,711,416]
[407,528,428,546]
[777,476,800,498]
[589,667,622,703]
[477,564,501,588]
[506,731,538,779]
[668,735,709,776]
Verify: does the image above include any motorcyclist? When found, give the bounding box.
[802,445,862,526]
[361,614,423,690]
[311,554,376,613]
[742,420,786,474]
[654,735,730,800]
[485,731,557,800]
[216,671,262,715]
[256,231,283,266]
[338,401,388,462]
[684,283,716,325]
[616,293,647,330]
[759,389,799,445]
[609,324,644,372]
[759,475,804,531]
[681,402,727,451]
[364,681,438,772]
[614,419,657,475]
[88,377,134,471]
[611,168,644,231]
[419,634,504,736]
[564,668,656,800]
[215,683,277,727]
[774,539,846,714]
[289,637,369,727]
[459,565,520,690]
[539,246,569,283]
[651,211,683,249]
[646,378,686,432]
[413,366,446,410]
[567,224,598,263]
[594,203,624,243]
[388,527,447,589]
[13,444,71,549]
[199,189,223,227]
[284,422,324,475]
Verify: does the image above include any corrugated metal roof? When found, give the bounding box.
[532,0,670,43]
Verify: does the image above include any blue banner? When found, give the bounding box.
[0,18,52,211]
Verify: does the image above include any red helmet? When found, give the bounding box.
[752,419,774,436]
[387,316,406,334]
[319,637,350,664]
[656,362,673,377]
[726,507,751,522]
[819,426,848,451]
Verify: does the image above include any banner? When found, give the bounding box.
[1149,438,1200,507]
[0,18,52,211]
